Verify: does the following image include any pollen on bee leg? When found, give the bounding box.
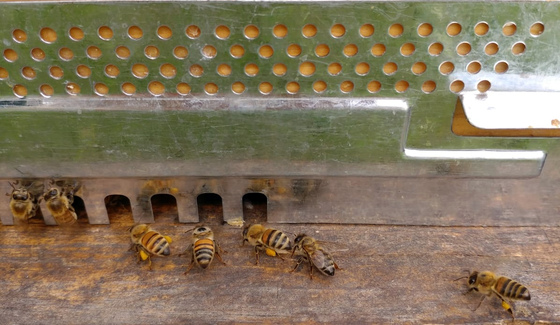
[265,248,277,257]
[139,250,150,261]
[164,236,172,243]
[501,300,512,313]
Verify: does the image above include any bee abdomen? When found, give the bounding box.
[320,264,336,276]
[496,277,531,300]
[51,208,78,225]
[262,229,292,251]
[194,239,215,268]
[142,231,171,256]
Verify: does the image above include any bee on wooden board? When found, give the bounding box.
[43,180,77,225]
[183,225,226,274]
[129,224,172,270]
[455,270,531,321]
[6,181,42,222]
[291,233,340,279]
[242,224,292,265]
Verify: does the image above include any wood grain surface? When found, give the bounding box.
[0,199,559,324]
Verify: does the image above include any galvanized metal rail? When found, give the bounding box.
[0,1,559,226]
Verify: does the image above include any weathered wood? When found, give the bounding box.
[1,204,559,324]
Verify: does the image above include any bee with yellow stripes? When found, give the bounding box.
[242,224,292,265]
[184,225,226,274]
[457,270,530,321]
[129,224,172,270]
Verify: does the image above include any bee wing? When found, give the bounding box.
[314,240,349,254]
[22,180,45,198]
[309,249,329,268]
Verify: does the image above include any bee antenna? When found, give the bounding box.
[284,231,297,237]
[7,181,16,190]
[453,269,471,281]
[184,227,196,234]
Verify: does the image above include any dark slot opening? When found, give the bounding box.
[242,193,268,224]
[104,195,133,223]
[72,196,88,223]
[150,194,178,223]
[197,193,223,225]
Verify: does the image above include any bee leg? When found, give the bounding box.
[135,246,153,270]
[184,260,196,275]
[334,261,341,270]
[290,257,304,273]
[178,244,193,258]
[472,295,486,312]
[180,244,196,274]
[215,246,227,266]
[216,241,228,256]
[496,295,515,321]
[146,256,153,271]
[253,247,260,265]
[307,260,315,279]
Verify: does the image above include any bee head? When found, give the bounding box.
[193,225,213,239]
[43,187,59,201]
[468,271,479,286]
[12,189,29,201]
[294,233,307,245]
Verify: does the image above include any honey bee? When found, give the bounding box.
[129,224,172,270]
[6,181,42,222]
[242,224,292,265]
[291,234,340,279]
[43,181,77,225]
[184,225,226,274]
[456,270,531,321]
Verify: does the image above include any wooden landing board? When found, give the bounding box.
[0,204,559,324]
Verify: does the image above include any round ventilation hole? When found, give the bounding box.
[273,24,288,39]
[186,25,201,39]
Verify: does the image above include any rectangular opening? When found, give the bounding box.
[452,96,560,137]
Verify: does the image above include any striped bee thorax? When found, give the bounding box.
[262,228,292,252]
[141,231,171,256]
[495,277,531,301]
[194,238,216,268]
